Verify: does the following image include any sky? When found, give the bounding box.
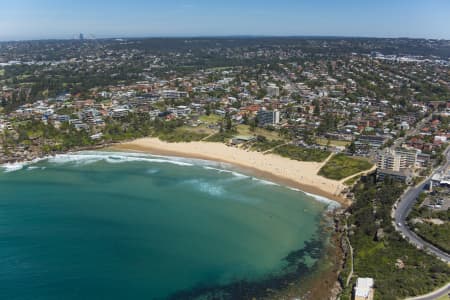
[1,0,450,41]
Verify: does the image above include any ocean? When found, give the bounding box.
[0,151,335,299]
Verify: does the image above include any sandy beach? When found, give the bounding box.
[110,138,349,206]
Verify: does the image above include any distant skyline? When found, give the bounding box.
[1,0,450,41]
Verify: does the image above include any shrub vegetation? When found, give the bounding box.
[340,177,450,299]
[273,145,330,162]
[319,154,373,180]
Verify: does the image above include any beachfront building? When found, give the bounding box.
[395,148,418,167]
[377,148,418,172]
[377,169,413,184]
[354,277,374,300]
[377,149,402,171]
[257,109,280,126]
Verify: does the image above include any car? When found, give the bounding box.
[397,222,402,227]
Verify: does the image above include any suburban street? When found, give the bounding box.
[394,146,450,263]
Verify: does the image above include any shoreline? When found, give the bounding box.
[0,144,111,165]
[0,139,348,206]
[109,137,350,206]
[1,139,347,299]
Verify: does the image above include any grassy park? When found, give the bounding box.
[319,154,373,180]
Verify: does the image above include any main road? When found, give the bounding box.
[393,146,450,263]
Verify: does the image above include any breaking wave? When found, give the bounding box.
[1,151,195,173]
[202,164,338,208]
[1,157,47,173]
[302,191,340,210]
[1,150,340,209]
[203,166,282,187]
[252,177,280,186]
[2,162,26,173]
[45,151,195,167]
[203,166,250,179]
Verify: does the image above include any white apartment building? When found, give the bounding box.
[266,83,280,97]
[377,148,418,171]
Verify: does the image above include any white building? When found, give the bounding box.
[266,83,280,97]
[167,106,191,117]
[161,90,189,99]
[398,121,410,131]
[435,136,448,143]
[110,108,130,118]
[354,277,374,300]
[377,148,418,171]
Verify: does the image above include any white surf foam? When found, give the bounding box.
[202,162,338,208]
[203,166,282,187]
[1,157,48,173]
[0,150,341,209]
[252,177,280,186]
[185,179,225,197]
[203,166,250,179]
[146,169,160,175]
[303,191,341,210]
[2,162,26,173]
[1,151,197,173]
[46,151,194,167]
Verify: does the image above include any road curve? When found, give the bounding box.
[393,147,450,263]
[405,282,450,300]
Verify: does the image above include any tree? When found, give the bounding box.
[225,113,232,131]
[348,141,356,154]
[256,135,267,143]
[249,117,257,132]
[243,114,249,125]
[257,88,267,99]
[313,100,321,116]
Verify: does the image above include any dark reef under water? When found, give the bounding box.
[167,236,327,300]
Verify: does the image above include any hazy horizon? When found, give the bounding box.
[1,0,450,41]
[1,34,450,43]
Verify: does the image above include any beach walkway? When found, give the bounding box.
[262,142,290,154]
[339,164,378,184]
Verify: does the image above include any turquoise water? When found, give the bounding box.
[0,151,332,300]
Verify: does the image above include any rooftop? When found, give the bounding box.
[355,277,374,299]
